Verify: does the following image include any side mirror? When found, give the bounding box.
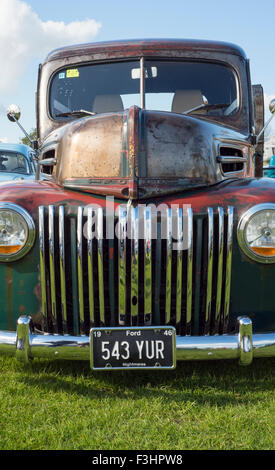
[7,104,21,122]
[256,97,275,144]
[6,104,38,151]
[269,98,275,114]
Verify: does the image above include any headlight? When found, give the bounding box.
[0,203,35,261]
[237,203,275,263]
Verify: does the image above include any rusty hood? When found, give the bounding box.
[50,105,226,199]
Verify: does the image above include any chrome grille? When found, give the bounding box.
[38,204,233,336]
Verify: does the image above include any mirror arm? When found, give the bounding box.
[256,113,275,144]
[8,112,38,150]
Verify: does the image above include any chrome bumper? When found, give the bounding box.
[0,316,274,367]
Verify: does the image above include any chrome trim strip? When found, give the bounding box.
[186,208,193,332]
[48,205,57,328]
[97,207,105,324]
[215,207,224,331]
[77,206,84,329]
[1,316,274,364]
[130,206,139,324]
[205,207,213,330]
[224,206,234,331]
[217,156,247,163]
[87,207,95,325]
[118,205,127,325]
[165,208,172,324]
[176,208,183,325]
[144,206,152,324]
[58,206,67,331]
[39,206,47,321]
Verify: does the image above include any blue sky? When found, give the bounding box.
[0,0,274,142]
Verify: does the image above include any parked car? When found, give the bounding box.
[0,39,274,370]
[263,155,275,177]
[0,143,36,182]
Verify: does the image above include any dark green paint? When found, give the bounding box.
[0,246,40,331]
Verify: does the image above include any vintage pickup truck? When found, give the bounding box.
[0,39,275,370]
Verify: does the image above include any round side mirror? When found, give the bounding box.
[7,104,21,122]
[269,98,275,114]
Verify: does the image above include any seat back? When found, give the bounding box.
[172,89,204,114]
[92,94,123,114]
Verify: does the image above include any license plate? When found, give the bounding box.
[90,326,176,370]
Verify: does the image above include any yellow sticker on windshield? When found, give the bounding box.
[66,68,79,78]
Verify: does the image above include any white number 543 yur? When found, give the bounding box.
[101,340,165,361]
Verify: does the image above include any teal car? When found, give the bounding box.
[265,155,275,178]
[0,143,36,182]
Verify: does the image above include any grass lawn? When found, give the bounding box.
[0,356,274,450]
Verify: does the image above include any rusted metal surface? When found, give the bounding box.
[56,113,123,182]
[145,111,216,181]
[1,177,275,216]
[40,104,253,199]
[45,39,247,63]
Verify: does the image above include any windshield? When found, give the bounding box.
[49,59,238,119]
[0,151,30,174]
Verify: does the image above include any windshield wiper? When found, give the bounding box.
[55,109,96,118]
[183,103,230,115]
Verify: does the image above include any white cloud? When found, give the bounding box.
[0,0,101,97]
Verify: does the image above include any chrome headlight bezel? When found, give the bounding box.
[0,202,36,262]
[237,203,275,264]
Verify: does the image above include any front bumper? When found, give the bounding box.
[0,316,274,367]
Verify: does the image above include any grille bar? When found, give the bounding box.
[38,204,234,337]
[130,206,139,325]
[205,207,214,333]
[59,205,67,332]
[214,206,224,332]
[87,206,95,325]
[48,205,57,329]
[97,207,105,325]
[144,206,152,324]
[224,206,234,332]
[175,208,183,325]
[39,206,47,322]
[77,206,84,329]
[186,208,193,335]
[118,205,127,325]
[165,208,172,324]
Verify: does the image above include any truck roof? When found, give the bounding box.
[44,38,247,63]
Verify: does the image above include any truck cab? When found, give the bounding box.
[1,39,275,369]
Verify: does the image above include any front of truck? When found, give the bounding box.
[0,39,274,369]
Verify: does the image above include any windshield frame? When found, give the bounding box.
[48,56,241,124]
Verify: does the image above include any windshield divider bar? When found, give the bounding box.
[140,57,145,109]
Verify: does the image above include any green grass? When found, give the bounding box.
[0,356,274,450]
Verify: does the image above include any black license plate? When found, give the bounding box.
[90,326,176,370]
